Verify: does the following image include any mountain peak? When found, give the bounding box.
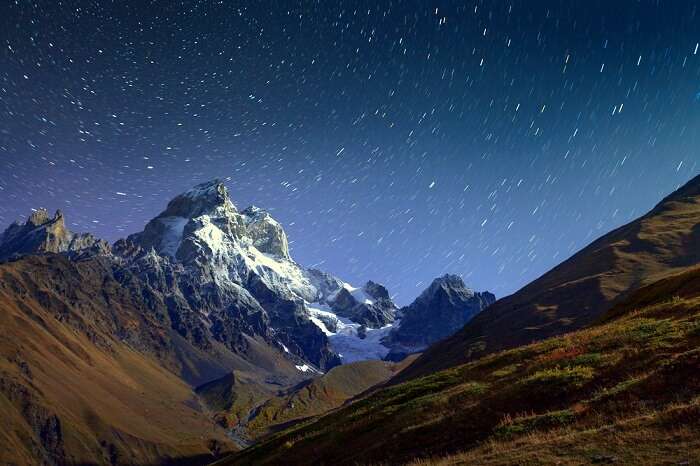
[0,209,106,261]
[419,274,472,301]
[24,208,65,227]
[163,179,236,219]
[387,275,495,352]
[130,180,293,263]
[183,179,228,200]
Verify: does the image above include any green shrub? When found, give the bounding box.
[491,364,520,378]
[590,376,643,402]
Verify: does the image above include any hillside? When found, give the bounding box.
[219,265,700,465]
[198,358,416,445]
[0,254,235,465]
[397,174,700,382]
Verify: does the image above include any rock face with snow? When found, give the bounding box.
[124,180,351,371]
[128,181,316,301]
[328,281,397,328]
[123,180,406,369]
[385,274,495,360]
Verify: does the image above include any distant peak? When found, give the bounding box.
[415,274,474,302]
[0,208,106,261]
[432,274,467,288]
[27,208,50,226]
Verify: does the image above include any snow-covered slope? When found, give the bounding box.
[308,304,398,363]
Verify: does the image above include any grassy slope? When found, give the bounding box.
[220,266,700,465]
[398,175,700,382]
[199,358,417,443]
[0,255,235,465]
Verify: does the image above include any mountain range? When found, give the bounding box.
[0,180,493,465]
[3,175,700,465]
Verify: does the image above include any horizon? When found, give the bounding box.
[0,173,695,306]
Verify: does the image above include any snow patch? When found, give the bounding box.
[339,282,375,305]
[308,304,396,363]
[193,217,228,255]
[295,364,311,372]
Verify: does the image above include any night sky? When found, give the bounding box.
[2,1,700,304]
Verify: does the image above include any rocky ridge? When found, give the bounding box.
[0,208,108,261]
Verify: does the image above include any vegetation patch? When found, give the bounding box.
[590,376,645,402]
[490,364,520,378]
[494,408,576,438]
[520,365,595,392]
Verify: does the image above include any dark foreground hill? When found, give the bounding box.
[219,264,700,465]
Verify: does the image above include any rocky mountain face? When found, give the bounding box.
[0,254,237,465]
[0,209,108,261]
[120,180,405,370]
[325,280,397,328]
[385,275,495,360]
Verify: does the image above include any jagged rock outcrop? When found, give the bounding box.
[241,206,290,259]
[0,209,108,261]
[384,274,495,360]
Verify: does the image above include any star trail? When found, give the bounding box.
[2,1,700,302]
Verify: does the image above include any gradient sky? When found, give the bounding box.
[2,1,700,304]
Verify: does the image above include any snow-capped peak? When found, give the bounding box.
[130,180,313,299]
[127,180,401,367]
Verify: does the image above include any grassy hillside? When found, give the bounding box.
[199,358,416,445]
[219,266,700,465]
[398,174,700,382]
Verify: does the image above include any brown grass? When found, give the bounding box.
[218,266,700,466]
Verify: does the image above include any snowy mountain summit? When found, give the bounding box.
[128,180,400,366]
[129,180,309,298]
